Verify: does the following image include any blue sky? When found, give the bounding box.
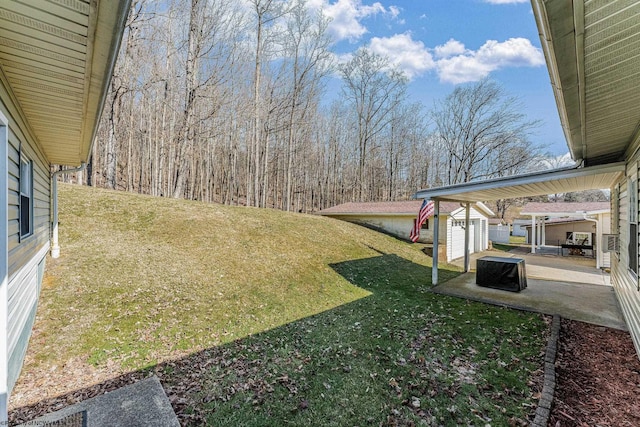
[308,0,568,156]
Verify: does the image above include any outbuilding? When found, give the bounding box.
[318,201,494,262]
[520,202,611,269]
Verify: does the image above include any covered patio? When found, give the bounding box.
[413,161,623,284]
[520,202,610,268]
[412,162,625,329]
[439,247,625,330]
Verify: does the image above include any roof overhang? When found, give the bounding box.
[319,212,424,217]
[449,202,495,218]
[521,209,609,217]
[413,162,624,203]
[0,0,131,166]
[532,0,640,165]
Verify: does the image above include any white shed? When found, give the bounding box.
[318,201,494,262]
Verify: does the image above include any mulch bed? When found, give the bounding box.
[549,319,640,426]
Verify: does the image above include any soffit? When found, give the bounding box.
[0,0,130,165]
[536,0,640,165]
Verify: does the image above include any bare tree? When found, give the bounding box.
[281,0,332,210]
[339,49,408,201]
[431,79,540,185]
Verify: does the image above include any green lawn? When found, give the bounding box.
[11,185,546,426]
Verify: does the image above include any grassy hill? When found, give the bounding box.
[11,184,546,426]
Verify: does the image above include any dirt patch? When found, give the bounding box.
[549,319,640,426]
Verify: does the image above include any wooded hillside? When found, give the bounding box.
[80,0,544,212]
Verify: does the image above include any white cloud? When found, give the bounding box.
[368,33,434,79]
[359,35,543,83]
[435,38,545,84]
[309,0,400,42]
[483,0,528,4]
[434,39,467,59]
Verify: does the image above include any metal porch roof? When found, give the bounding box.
[413,162,624,203]
[0,0,131,166]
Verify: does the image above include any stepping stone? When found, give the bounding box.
[18,376,179,427]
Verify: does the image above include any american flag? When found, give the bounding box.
[409,200,435,243]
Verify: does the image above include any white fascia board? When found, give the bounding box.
[474,202,495,217]
[413,162,625,201]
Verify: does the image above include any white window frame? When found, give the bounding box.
[19,151,33,240]
[614,184,620,259]
[628,173,638,280]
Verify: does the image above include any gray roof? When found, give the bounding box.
[318,201,461,215]
[521,202,609,215]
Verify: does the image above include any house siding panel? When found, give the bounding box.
[1,72,50,397]
[612,154,640,356]
[602,213,611,268]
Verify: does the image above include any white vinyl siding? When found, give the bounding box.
[601,213,611,268]
[612,152,640,357]
[1,71,51,397]
[2,84,51,277]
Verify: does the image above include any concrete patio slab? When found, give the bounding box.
[433,272,627,330]
[19,376,179,427]
[452,248,609,286]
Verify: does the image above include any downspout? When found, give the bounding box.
[51,163,86,258]
[581,212,600,269]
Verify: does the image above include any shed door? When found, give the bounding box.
[451,220,475,260]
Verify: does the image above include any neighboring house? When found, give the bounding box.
[318,201,494,262]
[520,202,610,269]
[413,1,640,358]
[0,1,130,420]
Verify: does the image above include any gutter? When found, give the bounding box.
[51,163,86,258]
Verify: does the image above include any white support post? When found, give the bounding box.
[541,217,546,247]
[464,203,470,273]
[537,218,542,248]
[51,163,85,258]
[531,215,536,254]
[432,200,440,285]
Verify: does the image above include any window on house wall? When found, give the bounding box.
[628,175,638,277]
[19,154,33,239]
[421,219,429,230]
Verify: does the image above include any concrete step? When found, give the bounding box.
[18,376,179,427]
